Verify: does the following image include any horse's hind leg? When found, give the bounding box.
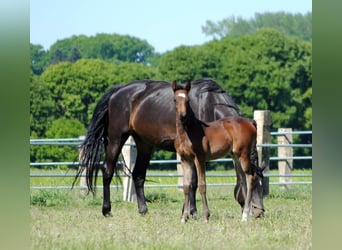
[102,138,127,217]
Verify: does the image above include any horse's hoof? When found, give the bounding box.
[139,211,148,216]
[138,206,148,215]
[181,218,187,224]
[103,212,113,217]
[191,212,198,220]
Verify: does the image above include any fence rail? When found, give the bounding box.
[30,130,312,190]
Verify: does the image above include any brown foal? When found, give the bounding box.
[173,81,261,222]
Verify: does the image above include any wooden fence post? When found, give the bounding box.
[278,128,293,189]
[253,110,271,196]
[122,136,137,202]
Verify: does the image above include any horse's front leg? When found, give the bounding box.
[189,169,198,220]
[132,163,148,215]
[132,140,152,215]
[195,158,210,223]
[181,160,193,223]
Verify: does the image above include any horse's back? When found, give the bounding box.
[219,117,257,144]
[106,78,242,150]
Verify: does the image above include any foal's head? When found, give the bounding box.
[172,81,191,123]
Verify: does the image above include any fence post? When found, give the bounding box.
[122,136,137,202]
[78,136,87,190]
[278,128,293,188]
[176,154,183,190]
[253,110,271,196]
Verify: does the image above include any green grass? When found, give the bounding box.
[30,169,312,249]
[30,168,312,187]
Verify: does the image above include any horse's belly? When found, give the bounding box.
[206,140,232,161]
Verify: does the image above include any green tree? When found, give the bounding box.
[48,33,155,65]
[39,59,117,126]
[212,29,312,129]
[30,44,49,75]
[157,45,219,82]
[202,11,312,41]
[30,72,56,137]
[32,59,157,136]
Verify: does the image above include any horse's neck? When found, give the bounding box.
[175,118,187,138]
[177,108,201,135]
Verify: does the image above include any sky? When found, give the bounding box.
[30,0,312,53]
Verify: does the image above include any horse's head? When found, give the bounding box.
[252,164,266,217]
[172,81,191,123]
[234,160,266,218]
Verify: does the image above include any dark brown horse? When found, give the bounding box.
[173,81,264,222]
[75,78,264,217]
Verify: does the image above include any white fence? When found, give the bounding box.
[30,130,312,191]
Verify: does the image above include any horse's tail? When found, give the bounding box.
[73,84,123,194]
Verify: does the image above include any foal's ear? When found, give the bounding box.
[185,80,191,92]
[172,80,178,92]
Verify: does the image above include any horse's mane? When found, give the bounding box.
[191,78,227,95]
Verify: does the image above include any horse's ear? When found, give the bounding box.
[172,81,178,92]
[185,81,191,92]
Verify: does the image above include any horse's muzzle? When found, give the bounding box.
[253,206,265,218]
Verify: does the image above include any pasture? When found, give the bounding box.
[30,169,312,249]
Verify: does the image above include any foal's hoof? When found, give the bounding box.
[241,211,249,222]
[181,214,189,224]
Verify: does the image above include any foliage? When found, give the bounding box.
[157,45,220,82]
[48,33,155,65]
[30,72,56,137]
[202,11,312,41]
[30,44,49,75]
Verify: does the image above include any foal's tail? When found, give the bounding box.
[73,85,123,194]
[250,119,260,170]
[250,119,267,171]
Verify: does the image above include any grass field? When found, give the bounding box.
[30,169,312,249]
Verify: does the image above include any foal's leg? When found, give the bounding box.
[189,169,198,219]
[102,139,126,217]
[195,158,210,223]
[181,160,193,223]
[238,154,254,222]
[233,160,247,211]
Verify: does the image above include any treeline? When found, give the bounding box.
[202,11,312,41]
[30,12,312,167]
